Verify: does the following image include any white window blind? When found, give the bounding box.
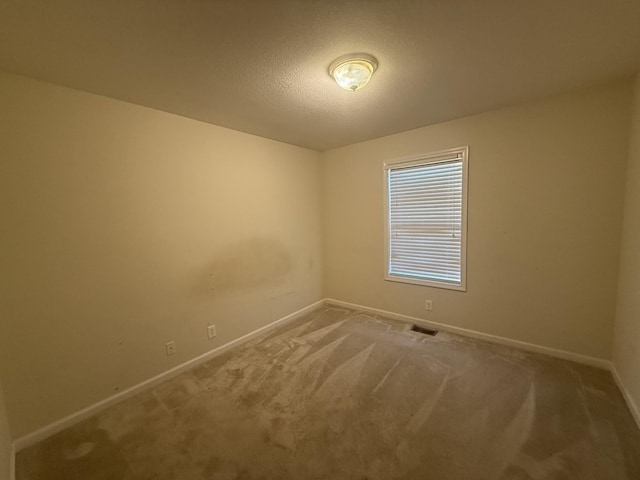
[385,147,468,290]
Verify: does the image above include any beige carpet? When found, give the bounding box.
[16,306,640,479]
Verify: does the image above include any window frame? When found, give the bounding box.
[383,146,469,291]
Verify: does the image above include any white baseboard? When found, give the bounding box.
[325,298,612,370]
[611,366,640,430]
[12,299,325,453]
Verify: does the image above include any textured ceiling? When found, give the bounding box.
[1,0,639,151]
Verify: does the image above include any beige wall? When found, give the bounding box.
[613,74,640,417]
[0,72,323,438]
[0,383,10,480]
[322,80,632,360]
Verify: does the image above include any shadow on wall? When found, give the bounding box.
[200,238,292,296]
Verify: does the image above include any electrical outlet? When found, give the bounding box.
[207,324,217,339]
[425,300,433,311]
[165,341,176,356]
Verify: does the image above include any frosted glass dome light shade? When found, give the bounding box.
[329,54,378,92]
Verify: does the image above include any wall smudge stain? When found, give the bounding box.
[199,238,292,295]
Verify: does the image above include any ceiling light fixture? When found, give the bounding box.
[329,53,378,92]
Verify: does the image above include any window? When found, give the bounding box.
[384,147,468,291]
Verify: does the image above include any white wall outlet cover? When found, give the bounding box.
[165,341,176,355]
[208,325,217,339]
[425,300,433,311]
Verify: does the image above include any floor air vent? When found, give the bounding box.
[411,324,438,336]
